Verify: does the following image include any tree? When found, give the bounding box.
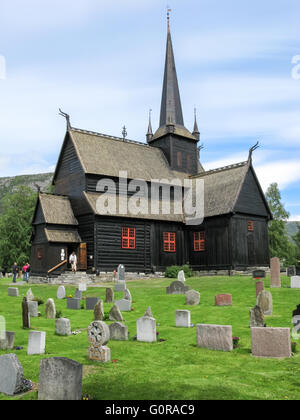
[265,183,296,265]
[0,186,37,269]
[293,222,300,263]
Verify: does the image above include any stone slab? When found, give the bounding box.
[88,345,111,363]
[0,354,24,396]
[57,286,66,300]
[38,357,82,400]
[109,322,129,341]
[256,290,272,316]
[166,281,190,295]
[251,327,291,358]
[115,299,131,312]
[67,298,81,310]
[55,318,71,336]
[270,257,281,288]
[8,287,19,297]
[0,331,15,350]
[175,310,191,328]
[196,324,233,352]
[86,297,99,310]
[291,276,300,289]
[215,294,232,307]
[137,316,156,343]
[28,331,46,355]
[185,290,200,306]
[28,300,39,318]
[256,281,265,297]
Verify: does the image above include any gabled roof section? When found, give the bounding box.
[45,228,81,243]
[35,193,79,226]
[67,128,187,182]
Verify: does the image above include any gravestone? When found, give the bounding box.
[94,300,104,321]
[67,297,81,310]
[109,322,129,341]
[26,288,34,301]
[57,286,66,300]
[55,318,71,336]
[185,290,200,306]
[38,358,82,400]
[105,288,114,303]
[137,316,157,343]
[250,306,265,328]
[251,327,291,358]
[0,354,24,396]
[86,297,99,310]
[115,265,126,292]
[252,270,266,279]
[75,289,82,300]
[45,298,56,319]
[270,257,281,288]
[256,281,265,297]
[175,310,191,328]
[115,288,132,312]
[109,304,124,322]
[28,300,39,318]
[291,276,300,289]
[0,332,15,350]
[22,297,30,329]
[177,270,186,283]
[256,290,273,315]
[215,294,232,307]
[87,321,111,363]
[0,315,5,340]
[287,266,296,277]
[115,282,126,292]
[78,283,87,292]
[297,267,300,276]
[166,281,190,295]
[124,288,132,301]
[27,331,46,355]
[196,324,233,352]
[8,287,19,297]
[144,307,153,318]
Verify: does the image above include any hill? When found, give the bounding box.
[0,173,53,212]
[286,221,299,243]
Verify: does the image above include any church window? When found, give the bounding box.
[163,232,176,252]
[122,228,136,249]
[248,221,254,232]
[194,232,205,252]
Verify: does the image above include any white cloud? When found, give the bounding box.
[289,215,300,222]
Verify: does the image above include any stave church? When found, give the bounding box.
[30,18,272,276]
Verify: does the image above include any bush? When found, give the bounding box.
[165,265,193,279]
[32,297,44,306]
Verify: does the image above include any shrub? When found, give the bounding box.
[165,265,193,279]
[32,297,44,306]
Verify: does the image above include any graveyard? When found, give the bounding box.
[1,272,300,401]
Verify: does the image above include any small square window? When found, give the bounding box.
[248,221,254,232]
[122,228,136,249]
[163,232,176,253]
[194,232,205,252]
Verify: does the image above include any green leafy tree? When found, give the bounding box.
[265,183,296,265]
[0,186,37,269]
[293,222,300,264]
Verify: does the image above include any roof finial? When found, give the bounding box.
[167,6,172,31]
[146,109,153,143]
[59,108,71,130]
[193,107,200,141]
[122,125,127,141]
[248,141,260,163]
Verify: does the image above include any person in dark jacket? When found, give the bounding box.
[11,262,19,283]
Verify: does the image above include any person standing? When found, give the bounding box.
[11,262,19,283]
[22,263,29,283]
[26,263,31,282]
[69,252,77,274]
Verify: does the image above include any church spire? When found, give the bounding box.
[159,12,184,128]
[192,108,200,141]
[146,109,153,143]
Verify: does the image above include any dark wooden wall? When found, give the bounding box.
[77,214,95,269]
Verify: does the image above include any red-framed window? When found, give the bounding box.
[122,228,136,249]
[248,221,254,232]
[163,232,176,253]
[194,232,205,252]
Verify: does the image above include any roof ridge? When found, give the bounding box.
[70,127,150,148]
[191,161,248,178]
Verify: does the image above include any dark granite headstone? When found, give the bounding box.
[67,298,81,310]
[252,270,266,279]
[86,297,99,310]
[22,298,30,329]
[166,281,190,295]
[287,266,296,277]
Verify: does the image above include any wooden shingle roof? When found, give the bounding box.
[39,193,78,226]
[44,228,81,243]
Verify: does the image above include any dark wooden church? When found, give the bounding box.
[30,22,272,276]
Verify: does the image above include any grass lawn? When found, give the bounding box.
[0,274,299,400]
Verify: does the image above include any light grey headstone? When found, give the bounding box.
[166,281,190,295]
[38,357,82,400]
[177,270,186,283]
[115,299,131,312]
[144,306,153,318]
[196,324,233,352]
[109,322,129,341]
[8,287,19,297]
[251,327,291,358]
[115,282,126,292]
[109,304,124,321]
[175,310,191,328]
[78,283,87,292]
[0,331,15,350]
[105,288,114,303]
[291,276,300,289]
[75,289,82,300]
[86,297,99,310]
[256,290,273,316]
[28,331,46,355]
[87,321,110,346]
[287,266,296,277]
[117,264,125,281]
[28,300,39,318]
[124,288,132,301]
[94,300,104,321]
[45,298,56,319]
[57,286,66,300]
[137,316,156,343]
[67,298,81,310]
[185,290,200,306]
[55,318,71,336]
[26,288,34,301]
[0,315,5,341]
[0,354,24,396]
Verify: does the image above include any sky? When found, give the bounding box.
[0,0,300,219]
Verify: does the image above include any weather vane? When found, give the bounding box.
[167,6,172,27]
[59,108,71,130]
[122,125,127,141]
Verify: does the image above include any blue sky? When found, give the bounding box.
[0,0,300,219]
